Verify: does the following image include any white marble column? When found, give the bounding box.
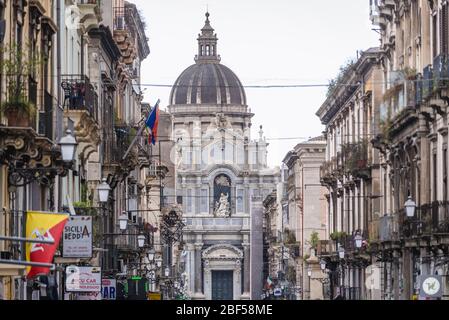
[192,243,205,299]
[241,242,250,299]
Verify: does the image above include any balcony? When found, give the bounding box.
[431,54,449,104]
[61,74,98,121]
[109,125,136,164]
[77,0,102,31]
[379,214,399,241]
[62,74,100,157]
[432,54,449,90]
[184,217,249,231]
[399,202,449,238]
[422,65,433,101]
[317,240,336,257]
[342,140,370,180]
[320,156,339,185]
[115,223,141,252]
[421,201,449,235]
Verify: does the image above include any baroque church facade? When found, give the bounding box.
[168,13,279,300]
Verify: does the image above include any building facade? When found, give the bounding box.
[316,48,383,300]
[167,13,279,300]
[283,137,327,300]
[0,0,163,300]
[367,0,449,300]
[262,137,327,300]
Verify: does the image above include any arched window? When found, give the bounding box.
[201,45,204,56]
[213,174,231,216]
[211,45,215,56]
[206,45,210,56]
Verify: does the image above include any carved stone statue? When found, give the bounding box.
[214,192,230,216]
[215,113,229,129]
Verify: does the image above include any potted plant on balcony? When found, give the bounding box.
[330,231,348,244]
[0,43,42,127]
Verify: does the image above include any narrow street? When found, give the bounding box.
[0,0,448,305]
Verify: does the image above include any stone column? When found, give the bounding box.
[241,242,250,299]
[193,243,205,299]
[418,114,430,205]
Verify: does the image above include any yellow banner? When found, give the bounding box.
[25,211,69,278]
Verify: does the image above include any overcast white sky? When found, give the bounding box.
[129,0,380,167]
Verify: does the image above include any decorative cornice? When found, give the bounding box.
[89,25,121,62]
[202,244,243,260]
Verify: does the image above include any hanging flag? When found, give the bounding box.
[266,276,273,288]
[25,211,69,279]
[145,103,160,145]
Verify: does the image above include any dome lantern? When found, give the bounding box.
[195,12,221,64]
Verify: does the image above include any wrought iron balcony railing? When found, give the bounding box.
[422,64,433,100]
[317,240,336,256]
[433,54,449,90]
[398,201,449,238]
[61,74,98,121]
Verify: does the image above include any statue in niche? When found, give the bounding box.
[215,192,230,217]
[214,174,231,217]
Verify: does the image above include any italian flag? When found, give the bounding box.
[266,276,273,287]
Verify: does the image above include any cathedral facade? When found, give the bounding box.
[168,13,279,300]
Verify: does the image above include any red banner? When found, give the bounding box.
[25,211,69,279]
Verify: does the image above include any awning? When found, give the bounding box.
[0,263,26,277]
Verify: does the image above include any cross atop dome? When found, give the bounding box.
[195,12,221,63]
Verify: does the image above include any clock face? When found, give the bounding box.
[422,277,440,296]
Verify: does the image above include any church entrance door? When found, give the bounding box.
[211,270,233,300]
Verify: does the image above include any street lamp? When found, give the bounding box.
[307,267,312,278]
[137,233,146,248]
[354,233,363,249]
[97,178,111,203]
[118,212,128,231]
[338,245,345,259]
[155,257,162,268]
[404,196,416,218]
[164,266,170,277]
[59,129,77,162]
[320,260,326,271]
[148,248,155,262]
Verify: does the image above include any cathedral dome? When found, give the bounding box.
[169,13,247,107]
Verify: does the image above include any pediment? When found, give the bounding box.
[202,244,243,260]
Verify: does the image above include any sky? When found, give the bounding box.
[129,0,380,167]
